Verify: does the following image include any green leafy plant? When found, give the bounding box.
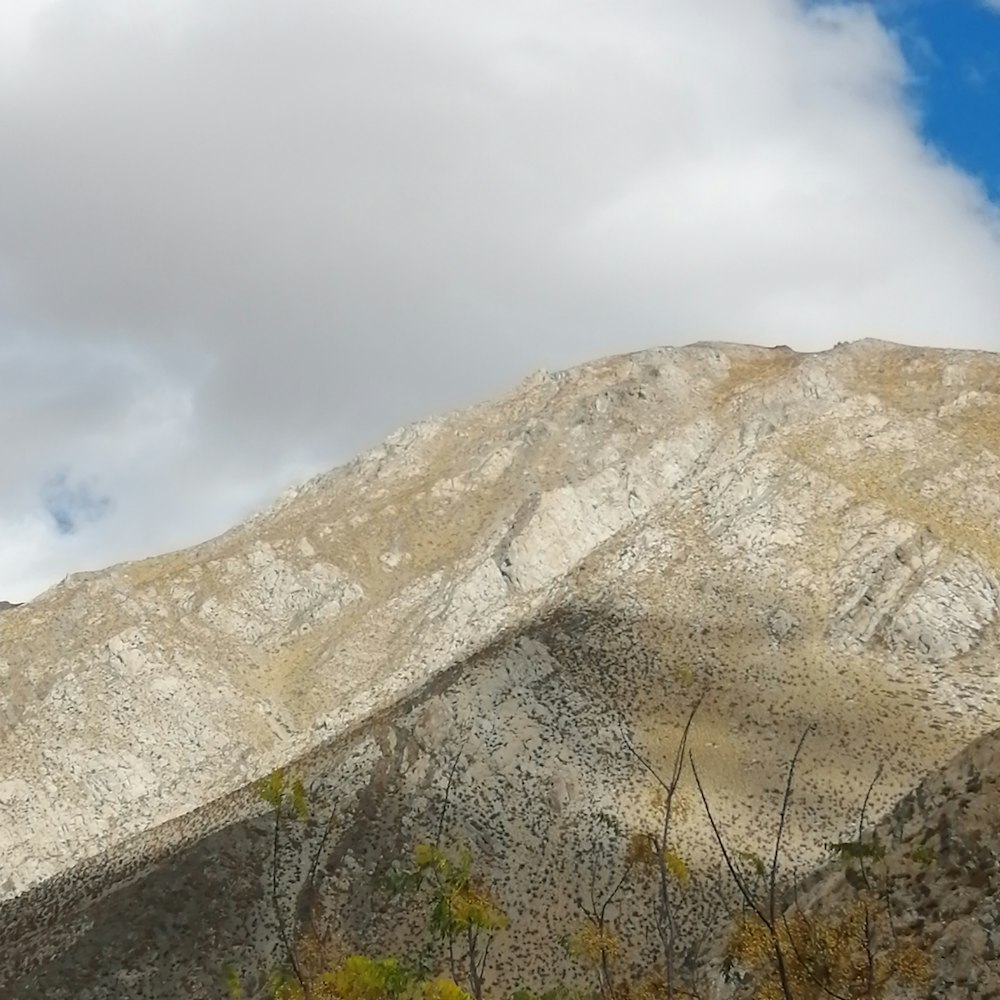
[220,700,940,1000]
[386,840,508,1000]
[223,960,244,999]
[224,766,326,1000]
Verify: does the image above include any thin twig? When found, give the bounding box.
[690,722,814,1000]
[437,729,472,850]
[304,793,340,917]
[622,694,704,1000]
[769,724,815,934]
[271,794,310,999]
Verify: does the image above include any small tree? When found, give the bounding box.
[258,767,315,999]
[622,693,704,1000]
[564,809,640,1000]
[385,841,509,1000]
[225,766,339,1000]
[223,703,938,1000]
[690,733,933,1000]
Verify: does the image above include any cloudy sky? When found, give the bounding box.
[1,0,999,602]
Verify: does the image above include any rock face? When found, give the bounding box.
[762,724,1000,1000]
[2,339,1000,998]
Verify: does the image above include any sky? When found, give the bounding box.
[1,0,999,603]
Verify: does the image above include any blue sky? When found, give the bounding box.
[892,0,1000,199]
[825,0,1000,199]
[1,0,1000,601]
[41,473,113,536]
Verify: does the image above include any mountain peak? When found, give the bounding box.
[3,339,999,997]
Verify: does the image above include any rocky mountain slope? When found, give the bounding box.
[1,339,999,998]
[760,722,1000,1000]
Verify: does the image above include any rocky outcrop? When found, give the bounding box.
[731,725,1000,1000]
[2,339,999,998]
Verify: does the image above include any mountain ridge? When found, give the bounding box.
[2,337,999,998]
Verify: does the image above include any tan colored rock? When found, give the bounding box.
[1,338,1000,998]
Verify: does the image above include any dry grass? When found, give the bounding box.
[711,348,803,408]
[781,424,1000,573]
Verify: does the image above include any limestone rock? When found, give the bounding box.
[2,339,1000,998]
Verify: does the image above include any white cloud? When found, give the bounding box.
[1,0,999,601]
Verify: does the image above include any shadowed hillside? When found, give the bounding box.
[2,339,999,997]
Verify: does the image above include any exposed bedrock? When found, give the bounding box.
[2,339,1000,997]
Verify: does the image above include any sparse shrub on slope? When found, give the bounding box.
[222,701,938,1000]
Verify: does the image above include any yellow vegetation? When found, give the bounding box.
[727,894,932,1000]
[228,718,945,1000]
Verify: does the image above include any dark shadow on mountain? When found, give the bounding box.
[2,597,958,1000]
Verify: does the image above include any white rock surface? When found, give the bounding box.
[2,338,1000,998]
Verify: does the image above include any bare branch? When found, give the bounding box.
[270,793,311,1000]
[688,752,769,928]
[622,694,704,1000]
[855,763,883,898]
[769,723,814,933]
[303,794,340,923]
[437,729,472,850]
[691,721,814,1000]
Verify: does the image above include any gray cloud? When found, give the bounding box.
[41,472,113,535]
[1,0,999,600]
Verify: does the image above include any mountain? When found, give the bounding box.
[1,339,998,998]
[754,722,1000,999]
